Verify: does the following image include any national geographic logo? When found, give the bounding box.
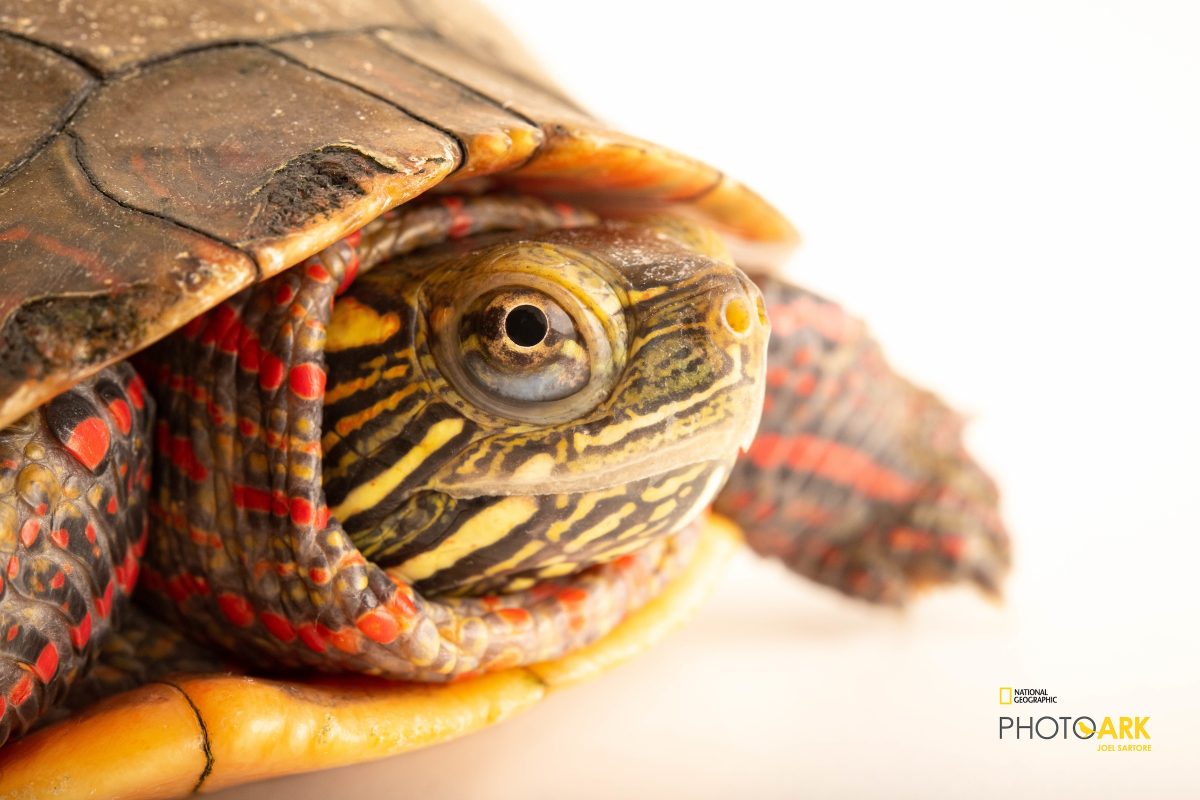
[997,687,1152,753]
[999,687,1057,704]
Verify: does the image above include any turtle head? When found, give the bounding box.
[321,218,767,595]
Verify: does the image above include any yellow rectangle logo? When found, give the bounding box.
[999,687,1013,704]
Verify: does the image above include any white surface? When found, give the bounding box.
[222,2,1200,797]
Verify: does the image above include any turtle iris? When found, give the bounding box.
[459,288,590,404]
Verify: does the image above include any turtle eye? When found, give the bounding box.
[459,288,590,403]
[424,242,627,425]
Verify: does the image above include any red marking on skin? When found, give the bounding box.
[165,575,191,603]
[106,495,118,515]
[890,527,933,552]
[356,609,399,644]
[1,458,18,471]
[297,623,326,653]
[33,643,58,683]
[105,398,133,435]
[206,399,225,426]
[387,591,417,619]
[232,484,273,514]
[497,608,531,626]
[288,362,326,400]
[238,335,262,372]
[343,229,362,249]
[170,434,207,479]
[259,353,285,391]
[65,416,110,472]
[9,674,32,705]
[181,315,206,340]
[164,573,208,604]
[724,489,754,512]
[768,296,857,341]
[35,503,47,516]
[70,613,92,650]
[552,201,578,223]
[275,282,295,306]
[0,225,30,242]
[337,252,361,295]
[847,569,872,597]
[782,498,834,526]
[201,305,239,347]
[314,505,331,530]
[480,595,501,611]
[309,567,331,585]
[5,626,15,641]
[321,625,361,654]
[289,497,314,526]
[260,611,297,643]
[85,523,97,544]
[217,593,255,627]
[940,535,965,560]
[6,556,19,578]
[766,366,791,388]
[19,519,40,548]
[50,571,65,589]
[747,433,916,503]
[793,372,817,395]
[237,417,258,438]
[218,320,242,355]
[271,491,288,517]
[95,581,114,618]
[121,553,139,592]
[556,588,588,604]
[613,555,637,570]
[306,262,331,283]
[0,695,6,720]
[442,196,472,238]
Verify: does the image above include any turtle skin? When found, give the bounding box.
[0,0,1010,795]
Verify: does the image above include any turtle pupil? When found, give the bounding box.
[505,305,549,347]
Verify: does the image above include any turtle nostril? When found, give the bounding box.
[722,295,753,336]
[755,294,769,327]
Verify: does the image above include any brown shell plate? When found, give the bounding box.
[0,0,797,429]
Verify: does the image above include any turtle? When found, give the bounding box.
[0,0,1010,796]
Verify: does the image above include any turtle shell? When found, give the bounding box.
[0,0,795,794]
[0,0,796,430]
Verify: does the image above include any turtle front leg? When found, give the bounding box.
[0,363,152,745]
[715,275,1009,604]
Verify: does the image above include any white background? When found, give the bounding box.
[226,2,1200,797]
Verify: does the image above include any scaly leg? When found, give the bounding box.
[715,276,1009,604]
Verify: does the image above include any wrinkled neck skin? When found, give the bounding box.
[322,213,769,597]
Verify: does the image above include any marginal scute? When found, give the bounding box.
[401,0,584,111]
[0,138,256,428]
[0,35,93,179]
[270,32,544,178]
